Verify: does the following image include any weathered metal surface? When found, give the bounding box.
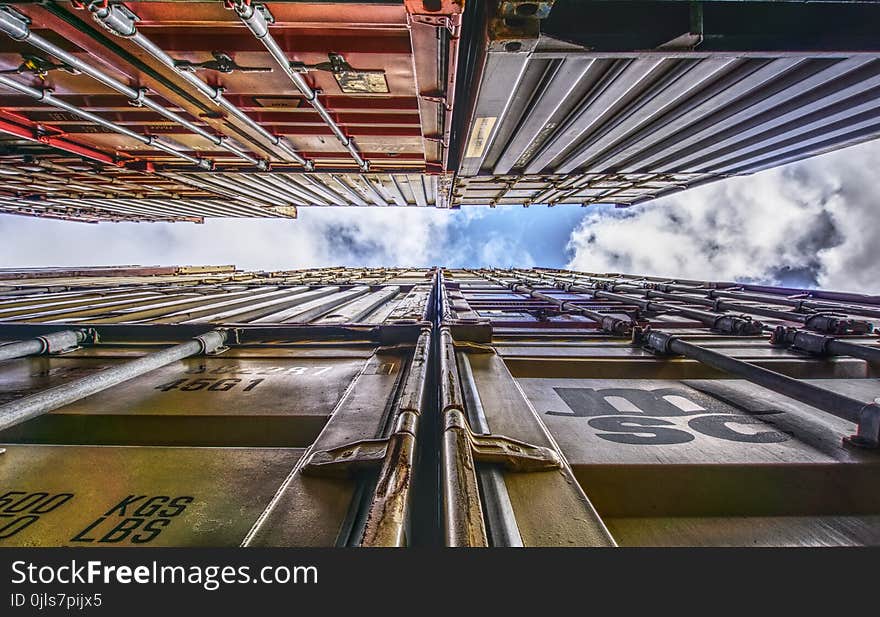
[0,329,227,433]
[452,0,880,207]
[0,444,304,546]
[0,267,432,325]
[359,327,430,547]
[0,0,462,220]
[442,267,880,546]
[0,265,879,546]
[2,2,880,218]
[0,267,433,547]
[519,376,880,546]
[0,350,370,447]
[243,348,411,547]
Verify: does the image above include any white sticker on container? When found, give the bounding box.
[464,116,497,159]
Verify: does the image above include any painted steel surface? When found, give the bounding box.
[453,1,880,207]
[0,1,462,220]
[1,265,879,546]
[2,2,880,219]
[0,444,305,546]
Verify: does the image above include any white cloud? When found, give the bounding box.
[0,207,456,271]
[566,139,880,293]
[2,138,878,293]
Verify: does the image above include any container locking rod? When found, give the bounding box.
[0,328,94,362]
[0,329,228,433]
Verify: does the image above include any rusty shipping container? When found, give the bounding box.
[1,1,880,220]
[0,265,878,547]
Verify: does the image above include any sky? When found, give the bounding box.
[0,138,878,293]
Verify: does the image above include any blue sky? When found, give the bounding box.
[1,138,878,292]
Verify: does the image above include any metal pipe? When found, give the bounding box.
[520,271,763,335]
[640,329,880,447]
[360,329,430,547]
[539,269,880,311]
[0,74,210,169]
[0,6,261,168]
[0,329,227,433]
[87,2,309,169]
[479,270,634,335]
[457,351,523,547]
[770,326,880,365]
[0,329,89,362]
[639,287,867,332]
[653,281,880,320]
[826,339,880,363]
[229,1,368,170]
[440,327,488,547]
[562,273,872,334]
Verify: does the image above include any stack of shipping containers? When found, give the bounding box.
[1,265,878,546]
[0,266,435,546]
[2,1,880,219]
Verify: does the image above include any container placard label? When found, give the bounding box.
[464,117,497,158]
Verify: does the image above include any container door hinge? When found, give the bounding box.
[445,409,561,472]
[301,410,419,477]
[420,91,453,111]
[301,439,389,476]
[405,2,462,37]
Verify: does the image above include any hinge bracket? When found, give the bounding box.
[302,439,389,476]
[420,91,452,110]
[408,13,461,36]
[445,409,561,472]
[301,410,419,477]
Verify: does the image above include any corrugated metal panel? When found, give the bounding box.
[439,267,880,546]
[0,268,431,325]
[0,170,451,222]
[2,266,880,546]
[2,1,880,218]
[0,444,306,546]
[452,0,880,207]
[0,0,463,221]
[0,266,435,547]
[469,55,880,177]
[0,265,234,280]
[453,172,712,206]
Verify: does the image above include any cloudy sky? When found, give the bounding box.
[1,138,878,293]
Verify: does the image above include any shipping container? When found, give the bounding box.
[452,0,880,207]
[2,1,880,220]
[0,1,462,220]
[0,267,433,546]
[0,265,878,546]
[440,268,880,546]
